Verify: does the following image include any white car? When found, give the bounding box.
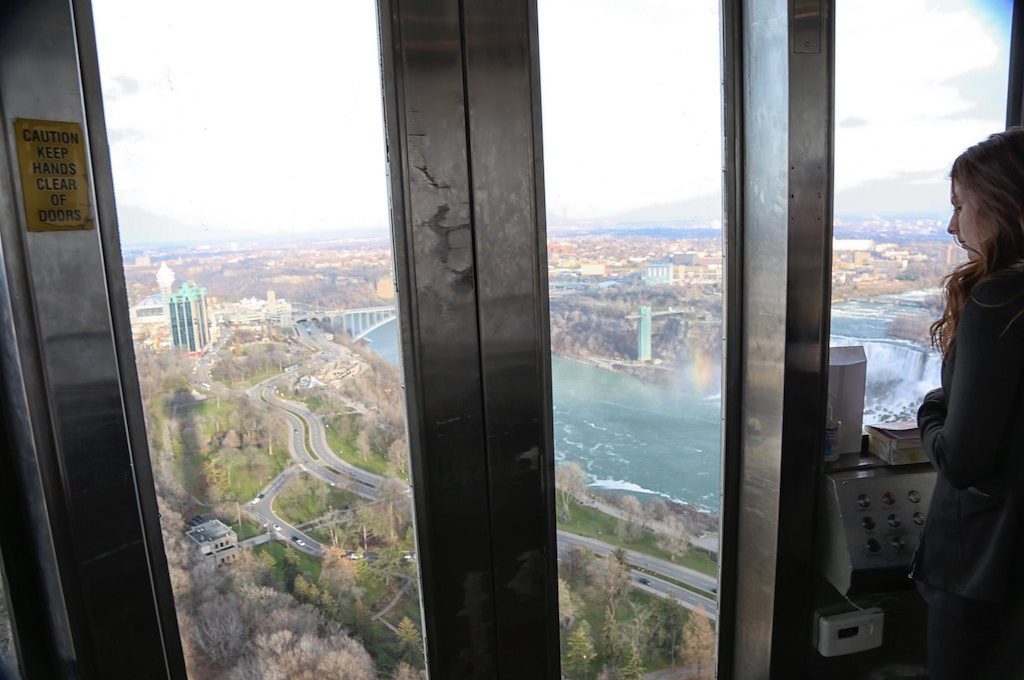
[250,498,259,505]
[273,524,281,531]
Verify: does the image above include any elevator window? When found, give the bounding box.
[538,1,723,676]
[832,0,1012,425]
[92,2,426,678]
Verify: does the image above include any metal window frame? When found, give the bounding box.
[721,0,835,677]
[1009,0,1024,127]
[378,0,560,675]
[0,0,186,677]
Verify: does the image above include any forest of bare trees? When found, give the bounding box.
[132,339,426,678]
[558,548,715,679]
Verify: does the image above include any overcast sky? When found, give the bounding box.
[92,0,1011,243]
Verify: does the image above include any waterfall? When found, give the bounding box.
[832,335,942,423]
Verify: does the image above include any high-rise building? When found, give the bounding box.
[168,281,211,354]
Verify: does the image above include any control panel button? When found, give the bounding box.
[887,514,901,528]
[866,538,881,553]
[908,490,921,503]
[882,491,896,506]
[913,512,925,525]
[857,494,871,509]
[862,516,875,531]
[891,536,906,550]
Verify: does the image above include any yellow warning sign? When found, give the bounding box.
[14,119,93,232]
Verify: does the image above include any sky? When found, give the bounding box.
[91,0,1012,243]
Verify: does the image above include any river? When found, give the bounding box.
[362,289,942,514]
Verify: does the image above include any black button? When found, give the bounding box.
[913,512,925,525]
[908,490,921,503]
[888,514,901,528]
[862,516,875,530]
[858,494,871,509]
[866,538,881,553]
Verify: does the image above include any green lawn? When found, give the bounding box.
[272,472,361,526]
[324,416,390,476]
[253,541,322,583]
[558,498,717,578]
[171,398,287,504]
[230,517,265,541]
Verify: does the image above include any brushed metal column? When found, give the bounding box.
[379,0,558,675]
[463,1,561,675]
[724,0,834,677]
[378,0,501,676]
[0,0,183,677]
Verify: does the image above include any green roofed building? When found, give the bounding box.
[168,281,210,354]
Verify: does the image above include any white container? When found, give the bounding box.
[828,346,867,455]
[816,608,884,657]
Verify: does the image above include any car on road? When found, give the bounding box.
[291,536,306,547]
[273,524,281,531]
[250,498,259,505]
[638,577,652,586]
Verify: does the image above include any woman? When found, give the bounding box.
[913,128,1024,679]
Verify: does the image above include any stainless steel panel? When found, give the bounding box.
[735,0,790,676]
[0,0,171,676]
[774,0,833,674]
[718,0,746,678]
[0,141,74,677]
[70,0,187,675]
[731,0,834,677]
[378,0,499,676]
[462,0,560,675]
[817,464,936,594]
[792,0,822,53]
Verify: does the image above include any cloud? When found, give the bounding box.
[91,0,1012,236]
[833,0,1008,207]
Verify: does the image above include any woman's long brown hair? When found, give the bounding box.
[930,128,1024,356]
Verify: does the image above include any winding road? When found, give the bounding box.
[201,326,719,619]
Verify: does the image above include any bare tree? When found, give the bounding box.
[679,605,717,680]
[558,578,580,629]
[193,594,247,665]
[656,514,693,561]
[617,495,644,541]
[555,461,588,522]
[590,553,630,618]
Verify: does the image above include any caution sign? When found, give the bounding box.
[14,119,93,232]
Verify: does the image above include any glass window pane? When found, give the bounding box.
[538,2,723,676]
[833,0,1012,425]
[92,3,426,678]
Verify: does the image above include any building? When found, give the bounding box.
[168,281,211,354]
[129,293,167,347]
[185,519,239,568]
[645,261,674,285]
[128,263,175,350]
[214,290,293,328]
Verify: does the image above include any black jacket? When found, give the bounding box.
[914,274,1024,604]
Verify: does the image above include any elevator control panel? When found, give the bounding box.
[816,461,936,595]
